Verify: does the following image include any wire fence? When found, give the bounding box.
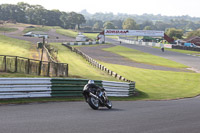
[0,55,68,77]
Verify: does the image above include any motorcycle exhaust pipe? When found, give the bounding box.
[89,92,99,100]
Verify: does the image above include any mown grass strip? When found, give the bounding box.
[103,45,188,68]
[99,61,200,100]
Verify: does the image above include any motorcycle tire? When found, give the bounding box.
[105,100,112,109]
[88,96,99,110]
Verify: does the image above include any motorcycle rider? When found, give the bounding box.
[83,80,104,102]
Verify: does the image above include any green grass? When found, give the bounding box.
[0,34,31,57]
[103,45,188,68]
[56,29,78,38]
[99,62,200,100]
[23,26,52,33]
[56,28,99,40]
[49,43,118,81]
[0,72,44,77]
[0,27,17,32]
[82,33,98,40]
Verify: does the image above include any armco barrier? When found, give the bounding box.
[118,37,172,48]
[62,43,134,83]
[0,78,135,99]
[0,78,52,99]
[63,41,105,46]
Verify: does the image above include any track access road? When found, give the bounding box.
[1,98,200,133]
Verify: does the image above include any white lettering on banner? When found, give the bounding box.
[105,29,164,37]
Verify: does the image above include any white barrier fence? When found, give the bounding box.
[103,81,134,97]
[0,78,51,99]
[118,37,172,48]
[0,78,135,99]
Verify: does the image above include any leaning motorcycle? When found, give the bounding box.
[83,87,112,110]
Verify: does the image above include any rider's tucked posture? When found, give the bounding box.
[83,80,104,102]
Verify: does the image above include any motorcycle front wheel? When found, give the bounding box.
[105,100,112,109]
[88,96,99,110]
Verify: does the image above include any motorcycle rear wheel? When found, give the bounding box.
[88,96,99,110]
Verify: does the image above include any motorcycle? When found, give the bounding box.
[83,86,112,110]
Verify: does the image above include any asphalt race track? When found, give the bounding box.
[1,98,200,133]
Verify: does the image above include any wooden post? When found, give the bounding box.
[56,63,59,77]
[27,59,30,74]
[38,61,42,76]
[66,64,68,77]
[4,56,6,72]
[15,56,18,72]
[47,62,50,77]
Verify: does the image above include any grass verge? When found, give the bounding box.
[0,27,17,32]
[56,28,98,40]
[99,61,200,100]
[0,34,31,57]
[49,43,118,81]
[103,45,188,68]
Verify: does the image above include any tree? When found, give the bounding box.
[186,29,200,38]
[165,28,184,39]
[103,21,115,29]
[122,18,138,30]
[144,26,152,30]
[154,21,171,31]
[140,20,154,30]
[76,13,86,30]
[93,22,101,31]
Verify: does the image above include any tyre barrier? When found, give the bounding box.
[0,78,135,99]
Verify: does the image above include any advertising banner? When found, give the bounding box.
[105,29,164,37]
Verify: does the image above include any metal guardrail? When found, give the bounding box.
[0,78,135,99]
[62,44,134,83]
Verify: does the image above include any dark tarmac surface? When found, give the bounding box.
[1,98,200,133]
[78,44,191,72]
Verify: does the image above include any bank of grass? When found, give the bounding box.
[0,27,17,32]
[103,45,188,68]
[0,72,45,77]
[56,29,77,38]
[23,26,52,33]
[99,62,200,100]
[0,34,31,57]
[49,43,118,81]
[56,28,98,40]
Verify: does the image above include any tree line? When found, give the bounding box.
[0,2,86,29]
[80,10,200,39]
[1,3,200,39]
